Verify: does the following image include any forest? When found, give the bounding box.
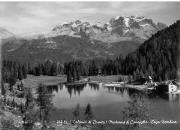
[1,59,64,89]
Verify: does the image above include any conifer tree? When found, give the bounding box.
[84,103,93,121]
[72,104,80,120]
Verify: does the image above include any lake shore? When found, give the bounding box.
[23,75,122,88]
[23,75,147,91]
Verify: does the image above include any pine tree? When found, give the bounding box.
[122,94,150,130]
[18,66,24,80]
[36,84,53,128]
[84,103,93,121]
[22,89,36,130]
[22,65,27,79]
[9,76,16,91]
[50,63,57,76]
[72,104,80,120]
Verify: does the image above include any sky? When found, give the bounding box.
[0,2,180,35]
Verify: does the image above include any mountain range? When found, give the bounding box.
[47,16,166,43]
[1,16,167,63]
[20,16,166,43]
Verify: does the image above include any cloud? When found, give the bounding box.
[26,7,56,18]
[56,8,97,14]
[0,4,6,11]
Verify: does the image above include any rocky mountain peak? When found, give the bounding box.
[18,16,166,43]
[75,20,82,25]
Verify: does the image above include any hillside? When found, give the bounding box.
[2,35,141,63]
[123,20,180,81]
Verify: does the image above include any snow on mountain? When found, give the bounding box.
[47,16,166,43]
[105,16,166,41]
[115,16,120,20]
[124,17,130,27]
[11,16,166,43]
[0,16,166,43]
[10,16,166,43]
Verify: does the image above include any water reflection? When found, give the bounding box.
[169,94,179,102]
[146,89,177,101]
[89,83,99,91]
[47,83,102,98]
[47,83,180,103]
[48,82,180,129]
[59,84,64,90]
[47,84,59,93]
[103,86,144,98]
[66,84,85,98]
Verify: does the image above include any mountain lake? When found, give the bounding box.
[46,83,180,130]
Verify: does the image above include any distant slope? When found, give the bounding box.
[0,27,14,39]
[123,20,180,81]
[2,35,140,63]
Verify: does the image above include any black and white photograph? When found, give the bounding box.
[0,0,180,130]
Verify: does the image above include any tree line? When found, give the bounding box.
[28,59,64,76]
[2,59,64,83]
[63,57,129,83]
[2,60,28,91]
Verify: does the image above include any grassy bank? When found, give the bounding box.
[88,75,127,83]
[23,75,66,88]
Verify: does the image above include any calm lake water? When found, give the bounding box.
[48,83,180,130]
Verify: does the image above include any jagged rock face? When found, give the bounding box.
[49,16,166,43]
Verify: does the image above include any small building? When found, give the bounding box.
[168,81,178,93]
[156,80,179,94]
